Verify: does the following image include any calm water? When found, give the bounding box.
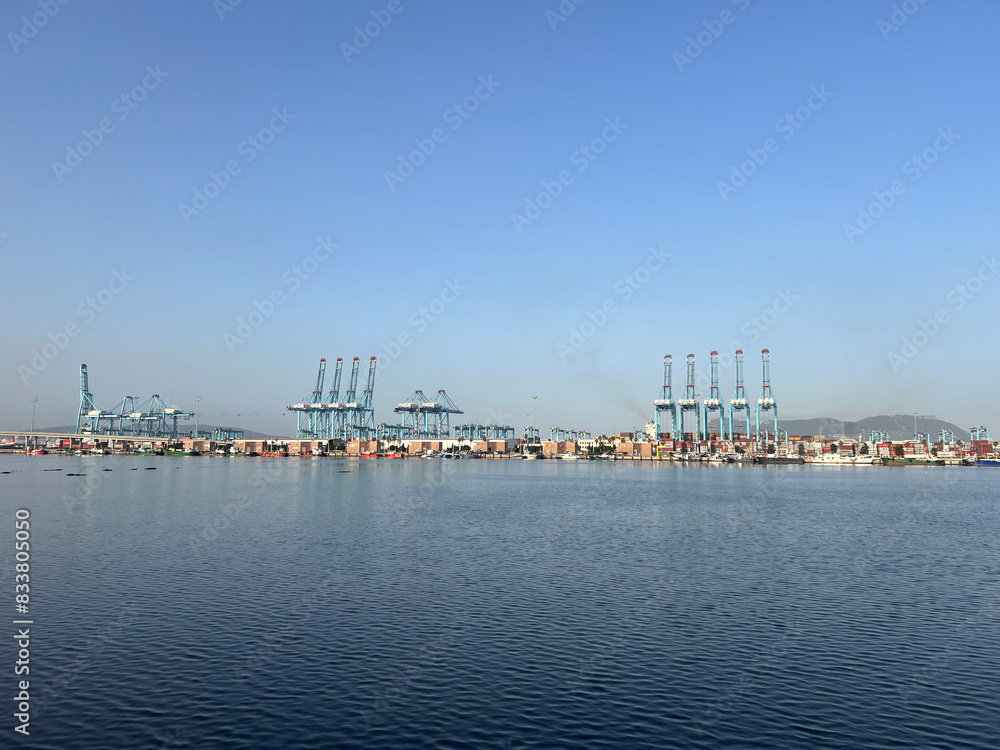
[3,455,999,749]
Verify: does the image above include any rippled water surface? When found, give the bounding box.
[4,455,999,748]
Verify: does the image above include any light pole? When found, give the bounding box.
[532,396,537,441]
[195,396,201,439]
[237,413,241,433]
[281,411,286,439]
[30,396,38,450]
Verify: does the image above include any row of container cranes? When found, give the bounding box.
[285,356,377,440]
[285,357,514,442]
[550,428,591,441]
[654,348,778,442]
[54,355,994,448]
[76,364,195,437]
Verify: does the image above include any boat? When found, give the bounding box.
[523,453,538,460]
[752,455,805,464]
[26,448,47,455]
[560,454,579,460]
[807,455,879,465]
[976,458,1000,466]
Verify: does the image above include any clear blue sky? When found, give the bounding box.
[2,0,998,436]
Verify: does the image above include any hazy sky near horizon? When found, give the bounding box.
[2,0,998,436]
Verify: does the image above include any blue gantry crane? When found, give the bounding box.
[77,364,116,433]
[453,424,516,440]
[339,357,361,438]
[653,355,677,440]
[755,348,778,441]
[677,354,701,439]
[702,350,726,441]
[550,427,591,441]
[287,356,378,440]
[351,357,378,439]
[324,357,344,437]
[394,390,430,436]
[728,349,751,440]
[393,389,463,438]
[422,390,463,437]
[287,358,330,438]
[76,364,192,437]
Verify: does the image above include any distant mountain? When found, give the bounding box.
[717,415,971,441]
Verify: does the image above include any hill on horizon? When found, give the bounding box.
[720,414,972,441]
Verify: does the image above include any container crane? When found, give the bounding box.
[728,350,751,440]
[354,356,377,439]
[340,357,362,438]
[755,348,778,441]
[286,358,330,438]
[76,364,120,434]
[325,357,344,438]
[653,355,677,440]
[421,390,463,437]
[702,350,726,441]
[676,354,701,439]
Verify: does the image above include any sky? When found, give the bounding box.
[1,0,998,437]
